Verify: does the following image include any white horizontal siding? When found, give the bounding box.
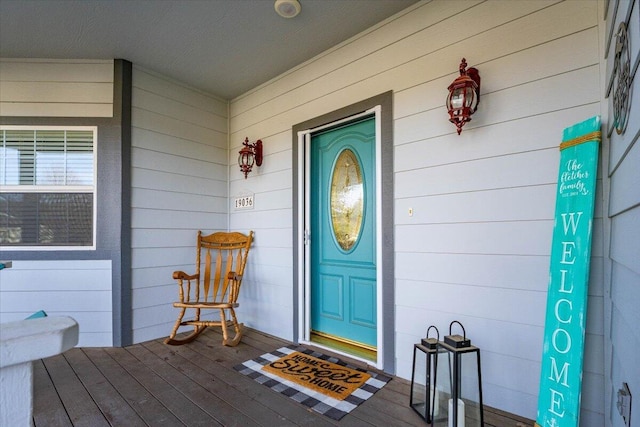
[395,104,600,173]
[604,0,640,423]
[132,168,227,196]
[0,59,113,117]
[0,260,113,346]
[228,0,603,421]
[396,149,559,198]
[396,252,549,292]
[232,1,595,129]
[395,184,557,225]
[609,139,640,216]
[130,66,229,344]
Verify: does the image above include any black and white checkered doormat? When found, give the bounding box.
[234,344,391,420]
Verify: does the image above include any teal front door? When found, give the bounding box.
[309,116,377,350]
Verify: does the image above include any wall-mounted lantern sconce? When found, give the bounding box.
[446,58,481,135]
[238,137,263,179]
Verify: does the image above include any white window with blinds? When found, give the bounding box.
[0,126,97,249]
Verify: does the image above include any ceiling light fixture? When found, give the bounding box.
[274,0,301,18]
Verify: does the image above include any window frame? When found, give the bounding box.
[0,125,98,250]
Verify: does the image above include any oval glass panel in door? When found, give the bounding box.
[330,149,364,251]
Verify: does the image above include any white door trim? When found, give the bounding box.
[296,106,383,369]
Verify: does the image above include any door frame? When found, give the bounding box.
[292,91,394,372]
[302,109,381,362]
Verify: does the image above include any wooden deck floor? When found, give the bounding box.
[33,327,534,426]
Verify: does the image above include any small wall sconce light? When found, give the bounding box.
[446,58,481,135]
[238,137,263,179]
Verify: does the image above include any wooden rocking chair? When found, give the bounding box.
[165,231,254,346]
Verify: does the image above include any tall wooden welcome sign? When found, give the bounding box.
[536,116,600,427]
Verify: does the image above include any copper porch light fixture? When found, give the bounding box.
[446,58,481,135]
[238,137,263,179]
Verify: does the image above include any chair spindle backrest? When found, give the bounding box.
[195,231,253,303]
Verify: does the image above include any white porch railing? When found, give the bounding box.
[0,316,79,426]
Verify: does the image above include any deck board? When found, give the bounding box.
[104,346,217,426]
[81,347,183,426]
[33,327,535,426]
[63,348,147,427]
[42,354,111,427]
[125,344,251,426]
[143,339,302,426]
[33,359,73,427]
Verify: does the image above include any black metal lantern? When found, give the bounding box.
[446,58,481,135]
[437,321,484,427]
[410,326,444,423]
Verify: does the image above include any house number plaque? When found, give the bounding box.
[234,194,254,210]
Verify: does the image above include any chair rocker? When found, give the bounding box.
[165,230,254,346]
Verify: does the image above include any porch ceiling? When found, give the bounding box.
[0,0,418,100]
